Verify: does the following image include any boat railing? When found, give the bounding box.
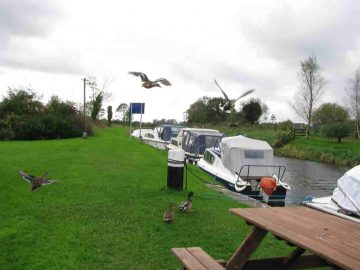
[237,165,286,182]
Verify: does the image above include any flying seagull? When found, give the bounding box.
[128,71,171,89]
[214,79,254,112]
[19,171,56,192]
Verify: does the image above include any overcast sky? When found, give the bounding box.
[1,0,360,123]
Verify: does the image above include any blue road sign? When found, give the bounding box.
[130,103,145,114]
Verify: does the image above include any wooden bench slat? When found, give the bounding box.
[172,248,208,270]
[187,247,225,270]
[171,247,225,270]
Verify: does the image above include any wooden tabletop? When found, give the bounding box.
[230,206,360,270]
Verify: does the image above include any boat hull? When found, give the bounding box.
[200,166,287,207]
[141,138,169,150]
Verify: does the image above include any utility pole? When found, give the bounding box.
[82,78,87,138]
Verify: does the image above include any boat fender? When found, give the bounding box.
[259,177,277,195]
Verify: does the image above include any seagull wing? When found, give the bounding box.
[234,89,255,102]
[155,78,171,86]
[128,71,149,82]
[214,79,230,101]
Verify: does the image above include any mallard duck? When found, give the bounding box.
[214,79,254,112]
[19,171,55,192]
[128,71,171,88]
[163,203,176,223]
[179,191,194,212]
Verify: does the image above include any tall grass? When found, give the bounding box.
[0,127,293,269]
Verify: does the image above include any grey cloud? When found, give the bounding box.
[1,54,83,75]
[0,0,82,75]
[0,0,60,38]
[240,3,360,66]
[171,60,284,98]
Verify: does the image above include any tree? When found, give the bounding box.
[107,106,112,126]
[323,123,350,143]
[289,56,326,137]
[346,67,360,138]
[206,97,227,123]
[116,103,129,123]
[0,87,43,118]
[91,92,103,120]
[313,103,349,125]
[86,76,113,121]
[271,114,276,123]
[241,99,262,124]
[185,97,209,123]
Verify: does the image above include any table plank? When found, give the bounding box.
[268,208,360,257]
[187,247,225,270]
[171,248,208,270]
[230,207,360,270]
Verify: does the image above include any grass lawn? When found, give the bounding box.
[0,127,293,269]
[276,136,360,166]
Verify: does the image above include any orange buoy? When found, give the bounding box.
[259,177,277,195]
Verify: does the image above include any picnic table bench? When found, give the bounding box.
[172,206,360,270]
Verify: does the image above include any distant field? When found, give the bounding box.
[0,127,293,270]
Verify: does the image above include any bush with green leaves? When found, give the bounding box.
[322,123,350,143]
[0,88,91,140]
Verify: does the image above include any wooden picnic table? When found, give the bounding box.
[172,206,360,270]
[228,206,360,270]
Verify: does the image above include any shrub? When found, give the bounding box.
[0,89,89,140]
[322,123,350,143]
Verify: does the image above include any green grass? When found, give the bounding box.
[276,136,360,166]
[0,128,294,269]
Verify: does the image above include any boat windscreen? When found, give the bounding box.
[187,135,222,155]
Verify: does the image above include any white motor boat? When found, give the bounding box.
[306,165,360,223]
[197,135,291,206]
[132,124,183,150]
[167,128,223,161]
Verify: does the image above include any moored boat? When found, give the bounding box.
[132,124,183,150]
[197,135,291,206]
[305,165,360,223]
[167,128,223,161]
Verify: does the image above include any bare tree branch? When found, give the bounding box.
[289,56,326,137]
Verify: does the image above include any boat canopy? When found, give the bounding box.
[156,124,183,141]
[220,135,274,176]
[332,165,360,215]
[182,129,223,155]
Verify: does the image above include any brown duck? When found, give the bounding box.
[128,71,171,88]
[163,203,176,223]
[19,171,55,191]
[179,191,194,212]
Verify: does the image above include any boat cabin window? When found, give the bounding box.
[204,151,215,164]
[204,136,221,148]
[244,150,264,159]
[171,139,178,146]
[156,127,164,139]
[171,126,181,137]
[182,131,190,147]
[145,133,154,139]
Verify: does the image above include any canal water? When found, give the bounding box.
[274,157,349,206]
